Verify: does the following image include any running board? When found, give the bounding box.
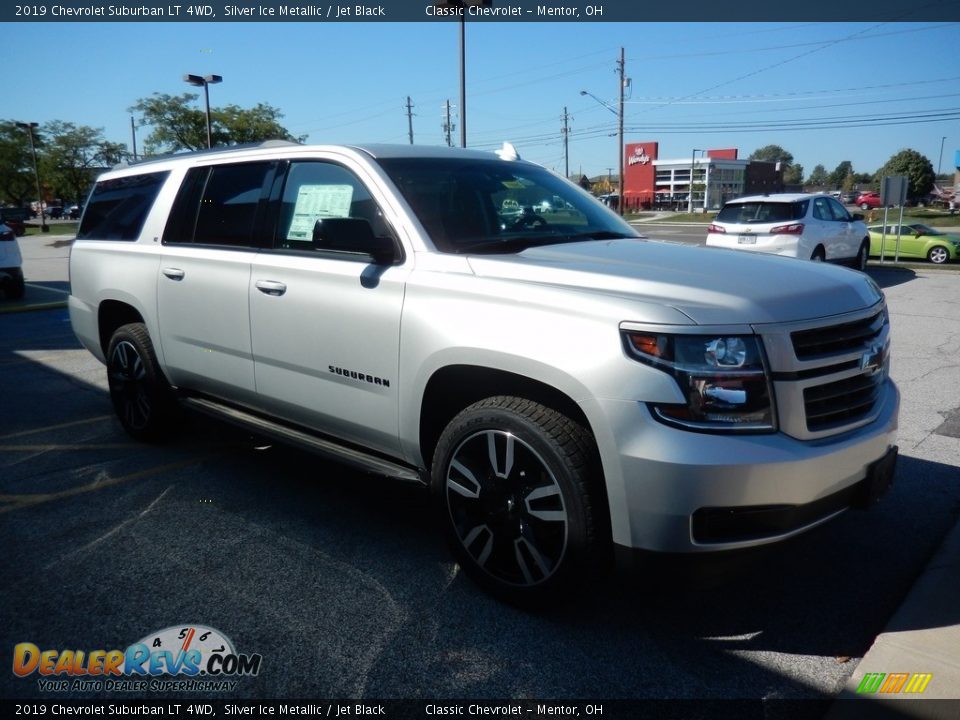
[181,396,427,486]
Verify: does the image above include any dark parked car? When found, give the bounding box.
[0,207,30,224]
[45,206,64,219]
[3,219,26,236]
[67,205,83,219]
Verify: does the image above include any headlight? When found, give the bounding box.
[623,332,776,432]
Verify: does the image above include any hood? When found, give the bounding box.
[466,239,883,326]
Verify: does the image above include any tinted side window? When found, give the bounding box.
[276,161,392,252]
[813,197,833,221]
[827,197,850,221]
[164,162,274,248]
[77,171,169,241]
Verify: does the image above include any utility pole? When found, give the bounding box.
[442,100,455,147]
[406,96,415,145]
[617,46,625,215]
[561,106,570,179]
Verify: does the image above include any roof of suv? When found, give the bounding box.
[112,141,514,174]
[723,193,821,205]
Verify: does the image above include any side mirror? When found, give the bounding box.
[313,218,398,265]
[851,213,864,221]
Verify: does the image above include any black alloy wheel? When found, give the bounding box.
[106,323,178,441]
[433,396,607,606]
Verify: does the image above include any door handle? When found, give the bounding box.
[162,268,185,281]
[255,280,287,296]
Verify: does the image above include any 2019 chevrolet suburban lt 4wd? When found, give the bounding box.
[69,142,899,605]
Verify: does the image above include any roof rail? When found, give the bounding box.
[112,139,302,170]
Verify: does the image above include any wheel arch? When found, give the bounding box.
[418,364,595,475]
[97,300,146,357]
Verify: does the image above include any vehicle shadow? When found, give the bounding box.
[865,266,916,289]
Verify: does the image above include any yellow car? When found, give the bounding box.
[867,224,960,264]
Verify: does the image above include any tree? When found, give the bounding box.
[39,121,127,204]
[749,144,794,166]
[807,164,829,188]
[0,121,40,206]
[750,144,802,186]
[783,163,804,186]
[841,171,856,194]
[130,93,205,154]
[130,93,303,155]
[828,161,854,189]
[875,149,935,200]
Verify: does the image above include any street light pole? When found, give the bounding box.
[688,149,702,214]
[15,121,47,233]
[580,90,621,212]
[130,116,138,162]
[938,136,947,178]
[459,16,466,148]
[581,48,628,215]
[183,73,223,149]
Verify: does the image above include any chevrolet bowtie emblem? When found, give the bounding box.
[861,343,885,376]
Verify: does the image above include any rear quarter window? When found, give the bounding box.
[716,200,807,224]
[76,171,169,241]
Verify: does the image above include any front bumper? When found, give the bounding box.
[586,377,899,553]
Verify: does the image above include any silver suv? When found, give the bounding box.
[69,143,899,605]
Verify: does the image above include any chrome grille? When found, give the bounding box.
[763,303,891,440]
[790,310,885,359]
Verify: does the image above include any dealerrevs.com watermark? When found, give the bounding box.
[13,624,261,693]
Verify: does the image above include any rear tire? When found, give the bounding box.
[5,275,25,300]
[811,247,826,262]
[432,396,607,607]
[106,323,179,441]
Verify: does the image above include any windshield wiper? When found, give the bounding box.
[561,230,636,241]
[453,230,635,255]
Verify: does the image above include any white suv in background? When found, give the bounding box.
[0,222,25,300]
[706,193,871,269]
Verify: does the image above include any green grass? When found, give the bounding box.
[24,222,78,236]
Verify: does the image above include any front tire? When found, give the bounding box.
[928,246,950,264]
[854,240,869,271]
[432,396,607,606]
[106,323,179,441]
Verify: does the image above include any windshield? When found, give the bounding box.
[376,157,638,253]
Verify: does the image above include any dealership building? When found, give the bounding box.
[621,142,785,212]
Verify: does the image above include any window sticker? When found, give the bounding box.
[287,184,354,240]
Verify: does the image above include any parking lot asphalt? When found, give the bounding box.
[2,233,959,716]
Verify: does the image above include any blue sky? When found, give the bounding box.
[10,21,960,179]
